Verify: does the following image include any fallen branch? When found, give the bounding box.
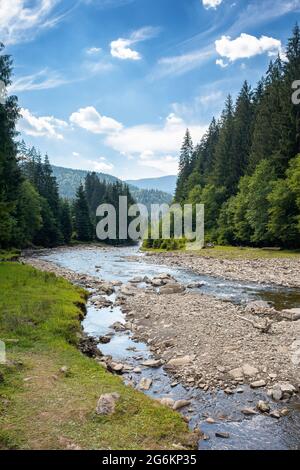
[236,315,272,333]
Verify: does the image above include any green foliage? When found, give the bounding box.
[74,184,93,242]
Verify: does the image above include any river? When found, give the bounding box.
[41,245,300,450]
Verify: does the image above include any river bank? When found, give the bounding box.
[144,250,300,288]
[20,245,300,449]
[0,260,197,450]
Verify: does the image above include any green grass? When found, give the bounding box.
[0,262,196,450]
[0,250,21,262]
[143,245,300,260]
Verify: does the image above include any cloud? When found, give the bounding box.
[86,158,114,172]
[0,0,71,45]
[86,47,102,55]
[215,33,282,62]
[154,45,214,78]
[70,106,123,134]
[19,108,68,140]
[216,58,228,68]
[110,26,159,60]
[202,0,223,9]
[9,69,68,93]
[105,113,206,175]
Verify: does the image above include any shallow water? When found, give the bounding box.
[42,246,300,450]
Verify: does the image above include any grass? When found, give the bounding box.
[143,245,300,260]
[0,250,21,262]
[0,262,196,450]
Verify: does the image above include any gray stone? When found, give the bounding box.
[166,355,194,368]
[250,380,266,388]
[139,377,153,390]
[159,397,175,408]
[96,393,120,415]
[256,401,270,413]
[173,399,191,410]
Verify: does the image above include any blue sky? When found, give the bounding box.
[1,0,300,179]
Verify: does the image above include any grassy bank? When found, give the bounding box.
[144,245,300,260]
[0,262,196,450]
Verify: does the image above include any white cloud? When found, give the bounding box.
[215,33,282,62]
[216,58,228,68]
[202,0,223,9]
[86,159,114,172]
[105,113,206,175]
[72,152,80,157]
[19,108,68,140]
[70,106,123,134]
[0,0,69,45]
[86,47,102,55]
[9,69,68,93]
[154,45,214,78]
[110,26,159,60]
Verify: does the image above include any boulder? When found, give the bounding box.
[173,399,191,410]
[242,364,259,377]
[96,392,120,415]
[99,283,114,295]
[166,355,194,368]
[228,367,243,380]
[250,380,266,388]
[241,408,257,416]
[160,283,186,295]
[139,377,152,390]
[280,308,300,321]
[141,359,162,368]
[110,321,126,332]
[256,401,270,413]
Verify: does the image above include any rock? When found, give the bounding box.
[250,380,266,388]
[269,387,283,401]
[228,367,243,380]
[99,335,111,344]
[159,397,175,408]
[159,283,186,295]
[60,366,69,375]
[166,355,194,368]
[278,382,296,395]
[99,283,114,295]
[280,308,300,321]
[206,417,215,424]
[269,410,281,419]
[242,364,259,377]
[79,335,102,358]
[187,282,205,289]
[129,277,144,284]
[173,399,191,410]
[139,377,152,390]
[245,301,272,313]
[236,387,244,393]
[120,285,137,296]
[110,321,126,332]
[133,367,142,374]
[141,359,162,368]
[241,408,257,416]
[215,432,230,439]
[96,392,120,415]
[256,401,270,413]
[224,388,234,395]
[108,362,124,373]
[151,278,165,287]
[280,408,289,416]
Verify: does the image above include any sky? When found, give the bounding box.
[1,0,300,180]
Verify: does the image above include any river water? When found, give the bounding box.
[42,245,300,450]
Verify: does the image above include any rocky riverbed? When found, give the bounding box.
[21,246,300,449]
[145,251,300,288]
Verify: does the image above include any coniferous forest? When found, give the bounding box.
[170,25,300,249]
[0,43,136,249]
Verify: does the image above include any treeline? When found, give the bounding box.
[172,25,300,249]
[0,43,135,249]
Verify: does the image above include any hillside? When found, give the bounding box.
[52,165,172,209]
[126,175,177,195]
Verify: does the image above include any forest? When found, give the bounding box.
[145,25,300,250]
[0,42,136,249]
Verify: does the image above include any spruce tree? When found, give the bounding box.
[74,184,93,241]
[174,129,194,203]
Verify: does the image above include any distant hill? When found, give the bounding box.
[51,165,172,209]
[125,175,177,195]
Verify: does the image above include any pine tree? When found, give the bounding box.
[0,43,22,248]
[60,199,73,244]
[174,129,194,203]
[74,184,93,241]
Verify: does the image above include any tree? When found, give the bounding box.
[0,43,22,248]
[12,181,42,247]
[174,129,194,203]
[74,184,93,241]
[59,199,73,244]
